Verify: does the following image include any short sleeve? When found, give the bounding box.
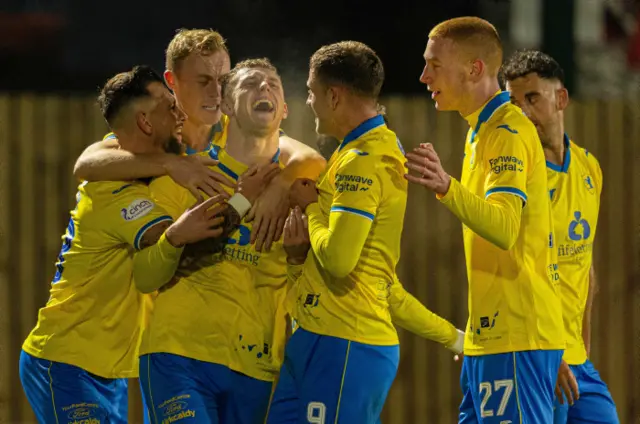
[330,150,383,222]
[482,127,529,205]
[106,184,173,250]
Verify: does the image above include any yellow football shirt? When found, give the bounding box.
[548,136,602,365]
[139,143,290,382]
[22,180,173,378]
[451,91,565,355]
[293,115,408,345]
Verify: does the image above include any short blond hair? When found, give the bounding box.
[429,17,502,76]
[165,29,228,73]
[220,58,278,98]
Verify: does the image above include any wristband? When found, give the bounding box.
[227,193,252,218]
[446,329,465,354]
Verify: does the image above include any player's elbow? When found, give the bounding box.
[73,157,94,181]
[494,233,518,251]
[327,259,358,279]
[133,267,168,294]
[133,274,158,294]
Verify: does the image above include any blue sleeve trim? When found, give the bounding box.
[133,215,173,250]
[485,187,528,204]
[330,206,374,221]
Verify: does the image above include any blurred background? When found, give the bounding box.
[0,0,639,422]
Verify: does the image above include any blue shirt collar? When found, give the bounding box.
[338,114,386,151]
[185,120,224,155]
[465,91,511,144]
[546,134,571,173]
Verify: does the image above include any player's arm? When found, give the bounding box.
[278,134,327,182]
[131,177,249,292]
[296,153,380,279]
[73,137,231,200]
[582,155,603,357]
[132,196,232,293]
[582,264,598,357]
[388,275,464,353]
[247,134,326,251]
[104,186,188,293]
[407,131,527,250]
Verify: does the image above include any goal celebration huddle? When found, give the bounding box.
[18,16,619,424]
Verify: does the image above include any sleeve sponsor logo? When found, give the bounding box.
[488,156,524,174]
[121,198,155,221]
[335,173,373,193]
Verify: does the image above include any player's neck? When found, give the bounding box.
[181,120,213,152]
[334,105,379,141]
[117,133,161,155]
[460,78,502,118]
[543,126,566,166]
[225,122,279,166]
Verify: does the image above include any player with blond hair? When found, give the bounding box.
[74,29,326,252]
[405,17,565,423]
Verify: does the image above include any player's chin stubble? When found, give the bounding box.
[164,137,183,155]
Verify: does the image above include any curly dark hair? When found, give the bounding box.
[97,65,166,128]
[500,49,565,86]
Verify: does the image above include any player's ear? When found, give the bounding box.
[282,102,288,120]
[164,70,176,91]
[328,87,339,111]
[470,59,484,81]
[135,110,153,136]
[221,94,234,117]
[556,87,569,111]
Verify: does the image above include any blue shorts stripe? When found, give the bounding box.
[47,361,60,424]
[512,352,523,423]
[335,341,352,421]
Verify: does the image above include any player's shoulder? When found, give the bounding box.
[568,139,603,188]
[83,179,150,201]
[569,139,601,171]
[353,127,405,160]
[489,104,538,140]
[149,174,186,198]
[83,180,157,221]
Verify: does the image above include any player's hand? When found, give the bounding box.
[454,352,464,363]
[237,162,282,205]
[404,143,452,195]
[289,178,318,211]
[555,360,579,406]
[164,155,235,202]
[165,195,228,247]
[283,206,310,264]
[245,175,290,252]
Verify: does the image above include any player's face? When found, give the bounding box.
[146,82,186,154]
[227,67,287,136]
[306,71,334,136]
[506,73,567,147]
[168,50,231,127]
[420,38,472,113]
